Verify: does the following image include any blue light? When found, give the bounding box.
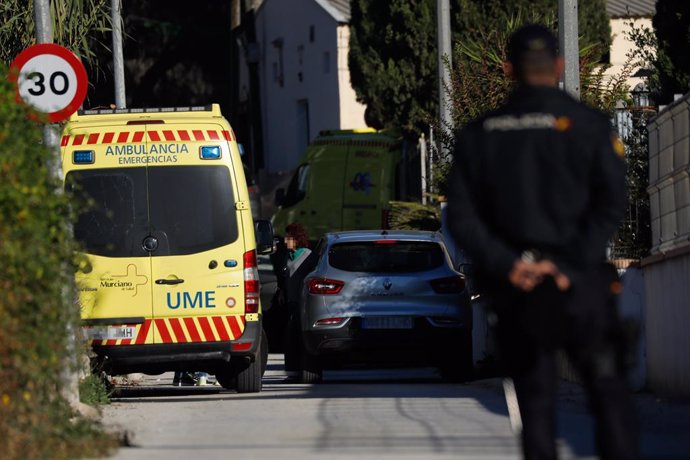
[224,260,238,267]
[73,150,95,164]
[200,145,221,160]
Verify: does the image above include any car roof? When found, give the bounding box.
[324,230,444,244]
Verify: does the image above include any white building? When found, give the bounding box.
[240,0,366,174]
[605,0,655,90]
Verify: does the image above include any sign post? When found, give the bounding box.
[9,43,88,123]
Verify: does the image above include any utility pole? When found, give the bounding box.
[558,0,580,99]
[33,0,81,411]
[437,0,452,149]
[111,0,126,108]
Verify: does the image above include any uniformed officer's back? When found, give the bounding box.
[458,84,626,275]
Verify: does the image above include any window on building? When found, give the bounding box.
[309,25,315,43]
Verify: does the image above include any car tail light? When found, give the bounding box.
[374,239,398,244]
[231,341,253,351]
[244,250,260,313]
[308,277,344,295]
[430,275,465,293]
[314,317,346,327]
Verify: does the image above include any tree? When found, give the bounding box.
[652,0,690,104]
[349,0,437,136]
[0,0,110,66]
[349,0,611,137]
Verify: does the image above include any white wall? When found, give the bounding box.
[337,25,366,130]
[642,92,690,398]
[605,17,653,90]
[255,0,365,173]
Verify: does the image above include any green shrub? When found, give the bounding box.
[388,201,440,231]
[0,64,114,459]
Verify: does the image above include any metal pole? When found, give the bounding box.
[558,0,580,99]
[33,0,81,410]
[111,0,126,108]
[437,0,452,145]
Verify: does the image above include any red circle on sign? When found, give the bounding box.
[8,43,88,123]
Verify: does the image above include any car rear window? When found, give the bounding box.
[328,241,445,273]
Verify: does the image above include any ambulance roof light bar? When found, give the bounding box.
[79,105,213,115]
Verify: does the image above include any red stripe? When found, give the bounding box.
[197,317,216,342]
[73,134,85,145]
[226,316,242,339]
[240,315,246,328]
[192,130,205,141]
[87,133,99,144]
[169,318,187,343]
[61,136,69,147]
[222,130,232,141]
[121,338,132,345]
[207,130,220,140]
[102,132,114,144]
[106,339,117,346]
[132,131,145,142]
[183,317,202,342]
[178,130,190,141]
[117,132,129,143]
[155,319,173,343]
[135,319,151,344]
[163,130,176,141]
[148,131,161,142]
[212,316,230,341]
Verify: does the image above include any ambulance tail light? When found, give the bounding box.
[73,150,95,164]
[243,250,260,313]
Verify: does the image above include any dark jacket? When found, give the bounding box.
[447,85,627,287]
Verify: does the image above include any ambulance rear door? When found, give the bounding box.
[64,125,154,346]
[146,123,249,346]
[341,139,398,230]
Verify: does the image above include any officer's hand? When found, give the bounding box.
[509,259,549,291]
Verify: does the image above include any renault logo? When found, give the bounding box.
[383,279,392,290]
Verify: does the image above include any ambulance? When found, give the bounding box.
[272,129,401,240]
[61,104,273,393]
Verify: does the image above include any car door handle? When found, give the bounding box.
[155,279,185,285]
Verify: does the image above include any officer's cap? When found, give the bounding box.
[507,24,559,67]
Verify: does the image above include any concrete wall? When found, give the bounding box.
[643,92,690,397]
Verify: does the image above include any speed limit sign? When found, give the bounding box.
[9,43,88,123]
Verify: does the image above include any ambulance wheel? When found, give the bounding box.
[236,341,264,394]
[215,370,236,390]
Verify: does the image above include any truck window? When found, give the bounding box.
[282,163,309,208]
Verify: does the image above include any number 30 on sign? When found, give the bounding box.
[9,43,88,123]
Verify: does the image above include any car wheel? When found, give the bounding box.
[440,332,473,383]
[299,348,322,384]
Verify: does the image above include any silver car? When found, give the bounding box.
[287,230,473,382]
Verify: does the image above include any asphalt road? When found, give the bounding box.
[101,354,690,460]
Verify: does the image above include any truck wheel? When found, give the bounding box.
[215,371,236,390]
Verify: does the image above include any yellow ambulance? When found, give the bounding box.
[61,104,273,393]
[272,129,401,240]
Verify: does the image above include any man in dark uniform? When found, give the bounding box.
[447,24,638,460]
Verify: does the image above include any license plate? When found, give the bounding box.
[84,326,136,340]
[361,317,413,329]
